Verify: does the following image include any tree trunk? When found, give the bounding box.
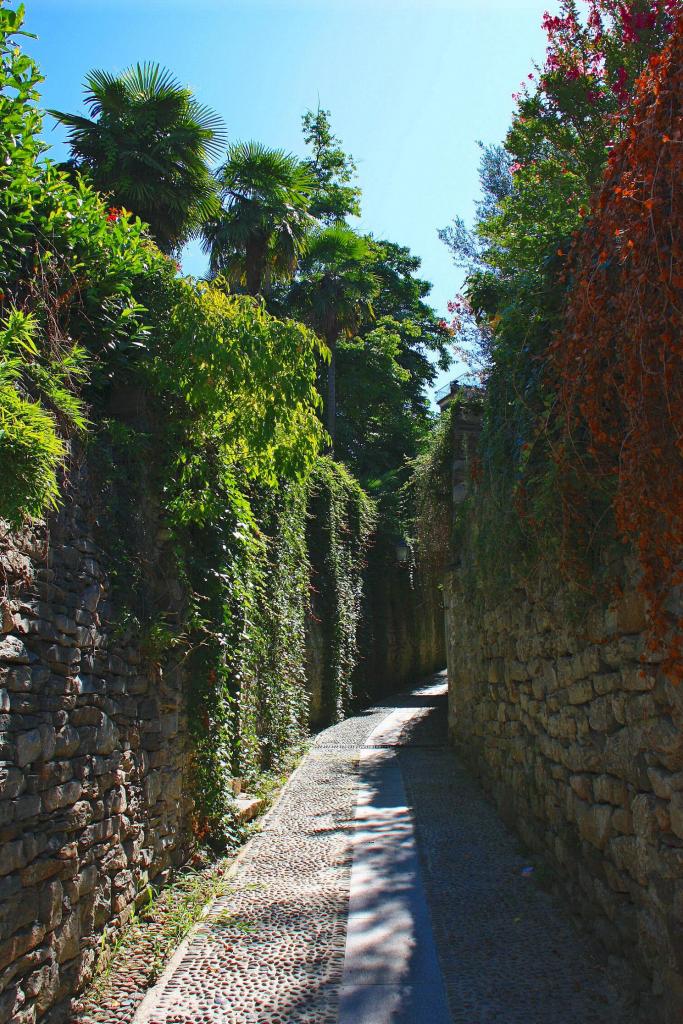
[245,239,266,296]
[246,257,262,296]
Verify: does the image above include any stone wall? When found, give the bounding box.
[0,458,192,1024]
[306,542,446,726]
[444,570,683,1024]
[355,542,446,705]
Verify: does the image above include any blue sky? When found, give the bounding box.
[27,0,549,398]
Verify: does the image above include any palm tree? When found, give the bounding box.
[290,226,379,445]
[49,63,225,252]
[202,142,315,295]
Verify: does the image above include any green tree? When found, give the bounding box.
[203,142,315,295]
[441,1,678,374]
[301,107,361,224]
[369,239,451,391]
[335,239,452,484]
[0,6,170,524]
[289,226,378,445]
[49,62,225,252]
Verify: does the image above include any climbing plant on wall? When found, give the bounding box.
[434,1,683,639]
[0,4,377,852]
[0,0,452,854]
[550,18,683,676]
[307,457,376,723]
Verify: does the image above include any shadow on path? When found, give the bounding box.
[398,683,636,1024]
[338,692,450,1024]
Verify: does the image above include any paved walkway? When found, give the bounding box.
[134,675,633,1024]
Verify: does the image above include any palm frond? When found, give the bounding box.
[301,225,374,271]
[47,110,98,134]
[118,62,182,100]
[218,141,315,202]
[51,61,226,250]
[82,68,129,115]
[186,100,227,159]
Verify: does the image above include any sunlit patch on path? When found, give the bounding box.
[338,684,451,1024]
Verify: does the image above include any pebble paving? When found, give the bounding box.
[133,673,636,1024]
[134,747,360,1024]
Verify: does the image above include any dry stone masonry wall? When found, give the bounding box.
[359,554,445,702]
[0,460,192,1024]
[444,572,683,1024]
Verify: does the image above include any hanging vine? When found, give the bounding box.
[552,18,683,677]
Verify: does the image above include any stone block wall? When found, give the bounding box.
[355,545,446,706]
[0,460,192,1024]
[444,572,683,1023]
[306,537,446,727]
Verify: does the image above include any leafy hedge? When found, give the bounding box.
[0,2,167,523]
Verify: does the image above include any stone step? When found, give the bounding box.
[233,793,266,823]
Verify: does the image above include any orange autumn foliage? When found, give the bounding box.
[553,17,683,678]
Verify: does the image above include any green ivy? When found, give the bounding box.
[180,459,375,849]
[307,457,376,723]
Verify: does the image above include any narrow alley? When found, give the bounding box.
[132,676,632,1024]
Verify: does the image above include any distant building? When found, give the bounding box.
[435,378,483,413]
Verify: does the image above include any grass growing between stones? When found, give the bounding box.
[72,762,302,1024]
[72,856,233,1024]
[252,746,307,803]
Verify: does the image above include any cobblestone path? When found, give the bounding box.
[133,674,634,1024]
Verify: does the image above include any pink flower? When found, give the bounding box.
[587,3,603,30]
[612,65,629,104]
